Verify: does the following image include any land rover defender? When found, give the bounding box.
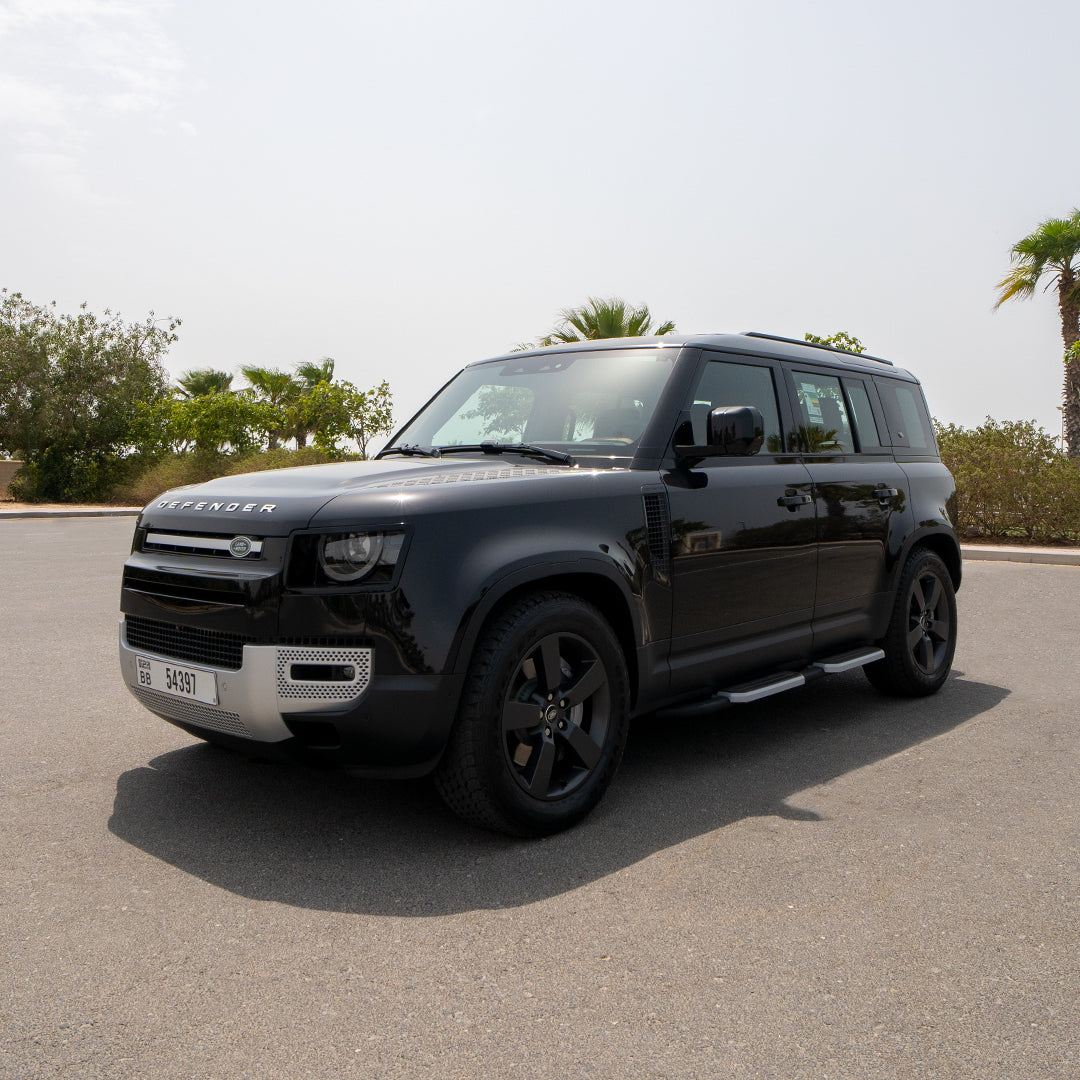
[119,332,960,835]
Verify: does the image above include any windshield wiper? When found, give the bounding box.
[435,442,576,467]
[379,443,442,458]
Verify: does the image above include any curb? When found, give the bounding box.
[0,508,141,519]
[960,545,1080,567]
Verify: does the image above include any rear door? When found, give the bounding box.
[785,368,913,652]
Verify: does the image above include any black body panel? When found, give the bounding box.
[120,334,960,777]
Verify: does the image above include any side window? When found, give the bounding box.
[791,373,854,454]
[687,359,782,453]
[841,379,882,451]
[875,379,937,452]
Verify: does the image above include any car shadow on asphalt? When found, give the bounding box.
[108,670,1008,916]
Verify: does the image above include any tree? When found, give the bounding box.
[299,379,394,458]
[295,357,335,389]
[528,296,676,348]
[157,393,270,456]
[804,331,866,354]
[0,289,175,500]
[292,358,336,447]
[177,368,233,397]
[239,365,299,450]
[994,209,1080,456]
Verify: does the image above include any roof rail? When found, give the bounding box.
[741,331,893,366]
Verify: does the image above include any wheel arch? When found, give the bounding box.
[906,528,963,591]
[449,563,642,708]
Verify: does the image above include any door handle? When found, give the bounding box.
[873,487,899,502]
[777,493,812,508]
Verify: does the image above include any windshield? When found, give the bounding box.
[386,349,677,458]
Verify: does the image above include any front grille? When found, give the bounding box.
[122,568,248,608]
[125,615,252,671]
[142,529,263,559]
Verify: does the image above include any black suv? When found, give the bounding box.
[119,332,960,835]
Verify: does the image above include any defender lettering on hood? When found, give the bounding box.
[156,500,277,513]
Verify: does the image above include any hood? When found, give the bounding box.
[138,457,573,535]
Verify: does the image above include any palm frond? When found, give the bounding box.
[537,296,677,343]
[997,210,1080,309]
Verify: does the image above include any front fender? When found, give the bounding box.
[446,551,643,678]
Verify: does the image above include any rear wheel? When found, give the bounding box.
[865,548,957,697]
[435,592,630,836]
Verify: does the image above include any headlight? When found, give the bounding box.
[318,532,385,582]
[287,529,406,589]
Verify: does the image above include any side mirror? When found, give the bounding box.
[674,404,764,464]
[707,405,764,456]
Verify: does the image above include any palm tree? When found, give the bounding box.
[534,297,676,347]
[292,358,336,447]
[176,368,233,397]
[295,357,335,389]
[994,209,1080,456]
[240,365,299,450]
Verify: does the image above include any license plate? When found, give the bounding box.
[136,655,218,705]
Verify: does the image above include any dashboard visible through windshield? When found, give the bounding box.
[386,349,678,460]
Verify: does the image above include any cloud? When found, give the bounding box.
[0,0,183,202]
[15,148,117,205]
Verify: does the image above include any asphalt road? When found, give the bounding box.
[1,518,1077,1079]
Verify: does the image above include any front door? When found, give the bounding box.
[665,356,818,695]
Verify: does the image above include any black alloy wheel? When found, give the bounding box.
[434,592,630,836]
[906,567,952,677]
[501,630,612,801]
[865,548,957,697]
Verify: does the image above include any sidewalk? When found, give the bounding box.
[959,544,1080,566]
[3,503,1079,566]
[0,504,142,518]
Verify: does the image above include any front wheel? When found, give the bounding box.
[864,548,957,697]
[434,592,630,836]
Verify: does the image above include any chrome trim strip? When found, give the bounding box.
[146,532,263,555]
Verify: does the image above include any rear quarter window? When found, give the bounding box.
[874,378,937,453]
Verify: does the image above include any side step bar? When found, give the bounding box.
[809,647,884,674]
[656,646,885,720]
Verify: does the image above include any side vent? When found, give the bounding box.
[642,490,672,580]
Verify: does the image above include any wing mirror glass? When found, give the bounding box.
[676,405,764,461]
[708,405,764,455]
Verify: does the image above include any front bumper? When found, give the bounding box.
[119,617,462,775]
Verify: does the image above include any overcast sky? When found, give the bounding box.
[2,0,1078,441]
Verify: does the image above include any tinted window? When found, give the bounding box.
[687,359,782,452]
[392,349,676,456]
[791,373,854,454]
[875,379,937,451]
[841,379,882,451]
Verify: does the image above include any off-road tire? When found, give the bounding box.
[864,548,957,697]
[434,591,630,836]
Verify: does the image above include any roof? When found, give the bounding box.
[469,332,917,380]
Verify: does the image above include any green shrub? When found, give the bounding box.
[115,448,351,506]
[220,447,349,476]
[935,418,1080,541]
